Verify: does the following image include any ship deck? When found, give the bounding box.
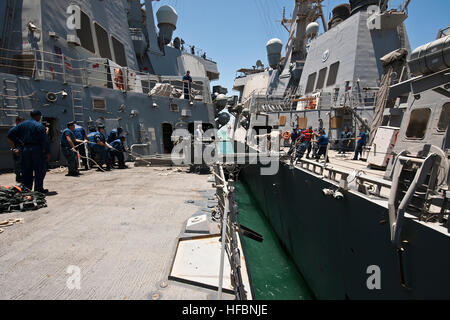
[324,150,387,179]
[281,148,392,200]
[283,149,386,178]
[0,166,232,300]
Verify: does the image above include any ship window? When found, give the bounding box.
[92,98,106,111]
[76,11,95,53]
[406,108,431,139]
[112,36,127,67]
[316,67,327,90]
[305,73,317,94]
[95,23,112,60]
[326,62,340,87]
[437,103,450,132]
[170,104,179,112]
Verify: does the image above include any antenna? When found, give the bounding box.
[402,0,411,12]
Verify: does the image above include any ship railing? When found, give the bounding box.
[294,90,378,111]
[244,89,295,113]
[245,87,338,113]
[213,164,248,300]
[0,47,211,103]
[335,90,378,109]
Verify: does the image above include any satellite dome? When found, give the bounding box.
[306,22,320,38]
[266,38,283,69]
[266,38,283,54]
[156,5,178,28]
[156,6,178,45]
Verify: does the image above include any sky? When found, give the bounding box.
[149,0,450,93]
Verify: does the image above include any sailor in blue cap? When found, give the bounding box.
[314,129,330,163]
[107,127,123,144]
[109,136,128,169]
[339,126,352,155]
[353,127,368,161]
[7,110,50,193]
[73,121,89,171]
[60,122,80,176]
[87,126,97,165]
[92,124,112,171]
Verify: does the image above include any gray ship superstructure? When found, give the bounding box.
[0,0,220,170]
[229,0,449,299]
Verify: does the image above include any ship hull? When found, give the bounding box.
[240,162,450,300]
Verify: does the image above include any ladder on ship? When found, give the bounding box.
[70,85,90,170]
[1,79,20,125]
[71,85,84,125]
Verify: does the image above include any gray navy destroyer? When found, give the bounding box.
[228,0,450,299]
[0,0,220,170]
[0,0,248,301]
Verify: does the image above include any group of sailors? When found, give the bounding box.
[6,110,128,193]
[288,126,329,162]
[61,122,128,176]
[288,125,368,163]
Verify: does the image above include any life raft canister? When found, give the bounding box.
[282,131,291,140]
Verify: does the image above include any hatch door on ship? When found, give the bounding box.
[162,123,174,154]
[42,117,60,165]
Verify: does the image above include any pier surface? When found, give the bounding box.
[0,166,224,300]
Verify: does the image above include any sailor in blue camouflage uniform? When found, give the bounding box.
[353,127,368,161]
[107,127,123,143]
[7,110,50,193]
[109,136,128,169]
[295,133,308,160]
[107,127,124,167]
[314,129,330,163]
[73,121,89,170]
[87,126,97,164]
[92,125,113,171]
[60,122,80,177]
[288,125,302,156]
[338,127,352,155]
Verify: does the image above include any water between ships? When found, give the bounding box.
[235,182,314,300]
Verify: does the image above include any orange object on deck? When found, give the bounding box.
[114,68,125,91]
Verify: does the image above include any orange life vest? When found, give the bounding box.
[302,129,313,142]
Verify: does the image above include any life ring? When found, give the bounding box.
[282,131,291,140]
[114,68,125,91]
[307,98,317,110]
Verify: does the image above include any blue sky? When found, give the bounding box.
[150,0,450,93]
